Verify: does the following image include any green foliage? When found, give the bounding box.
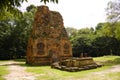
[40,0,58,4]
[115,26,120,39]
[95,23,104,30]
[26,5,37,12]
[0,0,25,20]
[70,28,96,57]
[0,5,35,59]
[65,27,78,40]
[72,36,92,57]
[96,22,120,40]
[92,36,120,56]
[0,1,120,59]
[69,22,120,57]
[0,0,58,20]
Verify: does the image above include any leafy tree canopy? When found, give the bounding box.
[0,0,58,20]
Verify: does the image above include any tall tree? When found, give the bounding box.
[0,5,36,59]
[71,28,95,57]
[106,0,120,22]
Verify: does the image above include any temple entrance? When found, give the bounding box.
[49,49,59,63]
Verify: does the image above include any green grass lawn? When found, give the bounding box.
[106,72,120,80]
[0,66,8,80]
[26,65,112,80]
[26,55,120,80]
[0,56,120,80]
[0,61,9,80]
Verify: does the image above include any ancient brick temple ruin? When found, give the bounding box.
[26,5,102,71]
[26,5,72,65]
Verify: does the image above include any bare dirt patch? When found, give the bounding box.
[3,61,35,80]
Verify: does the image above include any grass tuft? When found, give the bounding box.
[0,66,8,80]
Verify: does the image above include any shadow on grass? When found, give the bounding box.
[19,63,50,68]
[13,59,37,67]
[0,59,49,68]
[13,59,35,67]
[113,58,120,64]
[13,59,26,62]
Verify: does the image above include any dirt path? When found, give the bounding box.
[2,61,35,80]
[94,65,120,75]
[77,65,120,80]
